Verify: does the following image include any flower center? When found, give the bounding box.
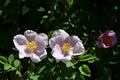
[102,35,112,46]
[62,42,72,52]
[27,41,37,52]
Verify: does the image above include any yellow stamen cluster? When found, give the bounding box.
[62,42,72,53]
[27,41,37,52]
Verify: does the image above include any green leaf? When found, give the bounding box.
[88,59,95,63]
[28,72,39,80]
[4,63,11,70]
[71,73,76,79]
[8,54,14,64]
[79,64,91,77]
[16,70,21,77]
[79,54,95,62]
[56,77,61,80]
[12,48,18,51]
[30,75,39,80]
[50,67,56,73]
[4,0,11,6]
[0,60,4,64]
[48,57,54,63]
[42,15,48,19]
[29,62,35,71]
[0,56,8,64]
[78,75,85,80]
[37,66,46,74]
[68,0,73,7]
[0,10,2,16]
[37,7,45,12]
[66,61,74,68]
[14,59,21,68]
[11,66,16,71]
[64,22,69,25]
[48,31,54,39]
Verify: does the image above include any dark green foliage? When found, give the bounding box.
[0,0,120,80]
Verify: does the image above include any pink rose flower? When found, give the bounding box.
[98,30,117,48]
[49,29,85,63]
[13,30,48,63]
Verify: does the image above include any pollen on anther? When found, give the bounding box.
[27,41,37,52]
[62,42,72,52]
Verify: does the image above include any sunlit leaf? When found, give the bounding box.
[4,63,11,70]
[64,22,69,25]
[68,0,73,7]
[56,77,61,80]
[66,61,74,68]
[14,59,21,68]
[30,75,39,80]
[42,15,48,19]
[16,70,21,77]
[0,56,7,64]
[71,73,76,79]
[48,57,54,63]
[37,7,45,12]
[11,66,16,71]
[79,54,95,62]
[88,59,95,63]
[79,64,91,77]
[8,54,14,64]
[28,72,39,80]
